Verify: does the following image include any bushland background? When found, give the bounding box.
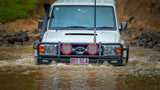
[0,0,160,48]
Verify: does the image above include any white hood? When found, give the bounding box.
[43,30,119,43]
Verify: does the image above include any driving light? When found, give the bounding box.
[61,43,72,55]
[87,43,98,55]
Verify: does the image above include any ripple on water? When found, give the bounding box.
[0,47,160,89]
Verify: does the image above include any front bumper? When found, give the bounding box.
[34,42,129,66]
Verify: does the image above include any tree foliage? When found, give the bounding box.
[0,0,39,23]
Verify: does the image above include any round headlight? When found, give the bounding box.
[61,43,72,55]
[103,45,118,55]
[39,44,57,55]
[44,45,52,54]
[87,43,98,55]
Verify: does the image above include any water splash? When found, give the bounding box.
[0,56,36,66]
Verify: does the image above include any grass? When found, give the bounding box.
[0,0,39,23]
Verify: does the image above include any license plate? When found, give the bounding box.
[70,58,89,64]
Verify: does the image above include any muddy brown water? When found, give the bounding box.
[0,46,160,90]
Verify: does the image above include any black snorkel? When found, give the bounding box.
[39,2,50,42]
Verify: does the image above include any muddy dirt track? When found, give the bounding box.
[0,46,160,90]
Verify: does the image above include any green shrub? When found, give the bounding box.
[0,0,39,23]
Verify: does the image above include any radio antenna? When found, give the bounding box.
[93,0,97,43]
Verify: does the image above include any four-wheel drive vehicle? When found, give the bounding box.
[33,0,129,66]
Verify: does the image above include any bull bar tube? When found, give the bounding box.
[34,42,129,66]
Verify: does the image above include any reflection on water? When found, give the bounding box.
[40,66,160,90]
[0,65,160,90]
[0,47,160,90]
[0,66,41,90]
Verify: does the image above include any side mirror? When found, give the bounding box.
[38,20,43,29]
[121,22,128,31]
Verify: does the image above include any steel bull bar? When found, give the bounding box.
[36,42,129,66]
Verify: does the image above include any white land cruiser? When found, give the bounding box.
[34,0,129,66]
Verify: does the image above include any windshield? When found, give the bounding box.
[49,6,117,30]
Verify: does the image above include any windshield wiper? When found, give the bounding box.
[97,27,114,29]
[65,33,97,36]
[65,26,88,28]
[53,26,93,30]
